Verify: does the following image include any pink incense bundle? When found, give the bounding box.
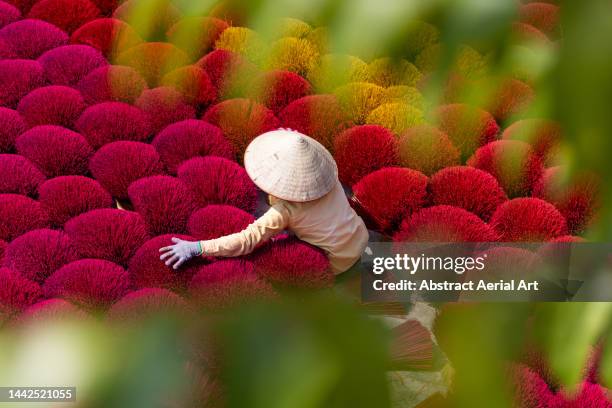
[388,319,434,371]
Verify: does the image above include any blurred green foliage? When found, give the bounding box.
[0,296,393,408]
[434,303,533,407]
[533,303,612,388]
[216,296,390,408]
[554,0,612,240]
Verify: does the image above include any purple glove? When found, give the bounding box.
[159,237,202,269]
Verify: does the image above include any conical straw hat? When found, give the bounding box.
[244,128,338,202]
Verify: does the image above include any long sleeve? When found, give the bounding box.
[200,203,289,257]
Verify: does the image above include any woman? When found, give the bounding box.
[159,128,369,276]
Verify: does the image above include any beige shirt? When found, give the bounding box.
[200,181,369,274]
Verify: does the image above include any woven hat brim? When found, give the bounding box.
[244,130,338,202]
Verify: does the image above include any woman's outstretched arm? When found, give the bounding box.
[160,203,289,269]
[200,203,288,257]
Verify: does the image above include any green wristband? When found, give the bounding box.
[197,241,204,256]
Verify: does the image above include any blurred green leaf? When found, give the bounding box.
[554,0,612,240]
[217,296,391,408]
[440,0,516,52]
[325,0,439,59]
[599,332,612,388]
[88,318,188,408]
[171,0,217,15]
[534,303,612,388]
[433,303,531,407]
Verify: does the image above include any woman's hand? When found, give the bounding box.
[159,237,202,269]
